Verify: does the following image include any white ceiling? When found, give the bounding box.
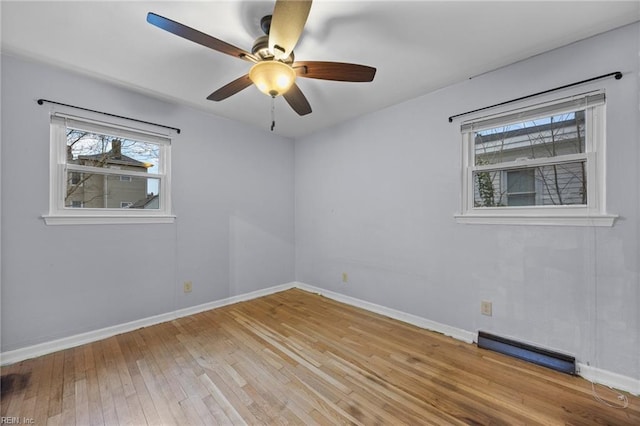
[2,1,639,138]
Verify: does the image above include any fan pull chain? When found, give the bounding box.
[270,95,276,131]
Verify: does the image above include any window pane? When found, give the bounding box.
[507,169,535,193]
[65,171,160,209]
[474,110,585,166]
[67,130,160,173]
[473,161,586,207]
[70,171,82,185]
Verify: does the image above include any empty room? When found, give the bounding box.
[1,1,639,424]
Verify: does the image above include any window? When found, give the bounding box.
[456,92,617,226]
[70,171,82,186]
[44,113,174,225]
[506,169,536,206]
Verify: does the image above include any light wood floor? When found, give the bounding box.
[1,288,639,425]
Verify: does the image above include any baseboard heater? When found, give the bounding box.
[477,331,576,375]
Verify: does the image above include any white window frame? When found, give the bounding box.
[44,113,175,225]
[455,91,617,226]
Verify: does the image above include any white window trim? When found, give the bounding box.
[455,91,617,226]
[43,113,175,225]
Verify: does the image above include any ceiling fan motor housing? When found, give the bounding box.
[260,15,272,35]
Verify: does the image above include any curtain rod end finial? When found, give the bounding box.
[37,99,44,105]
[615,72,623,80]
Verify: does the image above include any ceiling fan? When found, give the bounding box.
[147,0,376,117]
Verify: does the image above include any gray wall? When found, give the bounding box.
[1,53,295,352]
[295,23,640,379]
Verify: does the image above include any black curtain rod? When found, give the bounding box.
[36,98,181,134]
[448,71,623,123]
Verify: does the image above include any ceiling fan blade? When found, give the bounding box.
[268,0,312,60]
[293,61,376,82]
[283,83,312,116]
[147,12,257,63]
[206,75,253,101]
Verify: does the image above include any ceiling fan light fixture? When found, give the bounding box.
[249,61,296,97]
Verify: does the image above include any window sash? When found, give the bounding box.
[66,163,163,179]
[466,151,594,210]
[62,169,161,210]
[472,152,588,172]
[472,162,587,208]
[52,113,170,146]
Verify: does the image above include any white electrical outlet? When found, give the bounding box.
[481,301,492,316]
[342,272,348,283]
[184,281,193,293]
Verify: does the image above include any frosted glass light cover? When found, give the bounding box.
[249,61,296,97]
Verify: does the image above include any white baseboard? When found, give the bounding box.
[578,363,640,396]
[0,282,296,366]
[2,281,637,397]
[294,282,476,344]
[1,281,474,365]
[293,282,639,396]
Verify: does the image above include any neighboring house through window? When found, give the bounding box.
[456,91,617,226]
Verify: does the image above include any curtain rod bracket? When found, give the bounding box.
[448,71,623,123]
[36,98,181,134]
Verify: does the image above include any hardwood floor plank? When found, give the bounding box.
[62,349,77,399]
[1,361,29,419]
[200,394,233,424]
[95,341,119,426]
[46,412,61,426]
[85,367,105,425]
[47,351,65,420]
[23,357,42,402]
[199,371,250,425]
[176,396,206,426]
[33,352,54,424]
[285,369,363,425]
[74,379,90,426]
[127,364,163,425]
[107,336,136,399]
[135,357,182,424]
[2,289,639,425]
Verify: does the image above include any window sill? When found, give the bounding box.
[42,214,176,225]
[454,213,617,227]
